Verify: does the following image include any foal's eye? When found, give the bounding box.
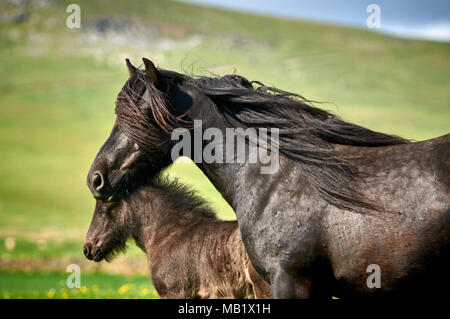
[100,209,109,215]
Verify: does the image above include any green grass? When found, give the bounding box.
[0,270,157,299]
[0,0,448,298]
[0,236,144,260]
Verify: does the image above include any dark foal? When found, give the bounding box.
[83,179,271,299]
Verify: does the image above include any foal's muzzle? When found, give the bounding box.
[83,241,104,262]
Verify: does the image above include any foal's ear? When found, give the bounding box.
[142,58,160,89]
[125,58,137,77]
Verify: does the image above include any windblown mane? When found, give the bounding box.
[116,69,409,213]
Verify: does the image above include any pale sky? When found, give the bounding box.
[178,0,450,42]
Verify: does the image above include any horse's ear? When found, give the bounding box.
[125,58,137,77]
[142,58,160,89]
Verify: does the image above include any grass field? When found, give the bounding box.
[0,0,448,298]
[0,271,158,299]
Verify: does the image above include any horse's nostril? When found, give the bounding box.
[93,248,103,262]
[83,243,92,260]
[92,172,104,191]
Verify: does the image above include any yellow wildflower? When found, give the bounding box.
[118,284,135,294]
[47,289,55,299]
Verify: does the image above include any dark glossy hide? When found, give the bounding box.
[87,60,450,298]
[84,179,271,299]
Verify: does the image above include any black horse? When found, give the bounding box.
[87,58,449,298]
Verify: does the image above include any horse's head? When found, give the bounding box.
[83,199,129,262]
[86,58,199,201]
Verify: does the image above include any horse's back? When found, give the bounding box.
[325,133,450,297]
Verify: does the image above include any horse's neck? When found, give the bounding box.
[200,156,306,213]
[194,115,292,209]
[199,162,241,208]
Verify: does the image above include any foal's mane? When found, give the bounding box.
[132,177,217,221]
[116,68,409,213]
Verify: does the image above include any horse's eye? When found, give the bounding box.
[100,209,109,215]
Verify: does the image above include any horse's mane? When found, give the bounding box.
[116,68,409,213]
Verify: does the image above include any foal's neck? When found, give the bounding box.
[127,182,216,251]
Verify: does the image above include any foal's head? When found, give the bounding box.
[83,200,131,262]
[83,179,216,262]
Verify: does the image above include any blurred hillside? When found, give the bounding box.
[0,0,448,298]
